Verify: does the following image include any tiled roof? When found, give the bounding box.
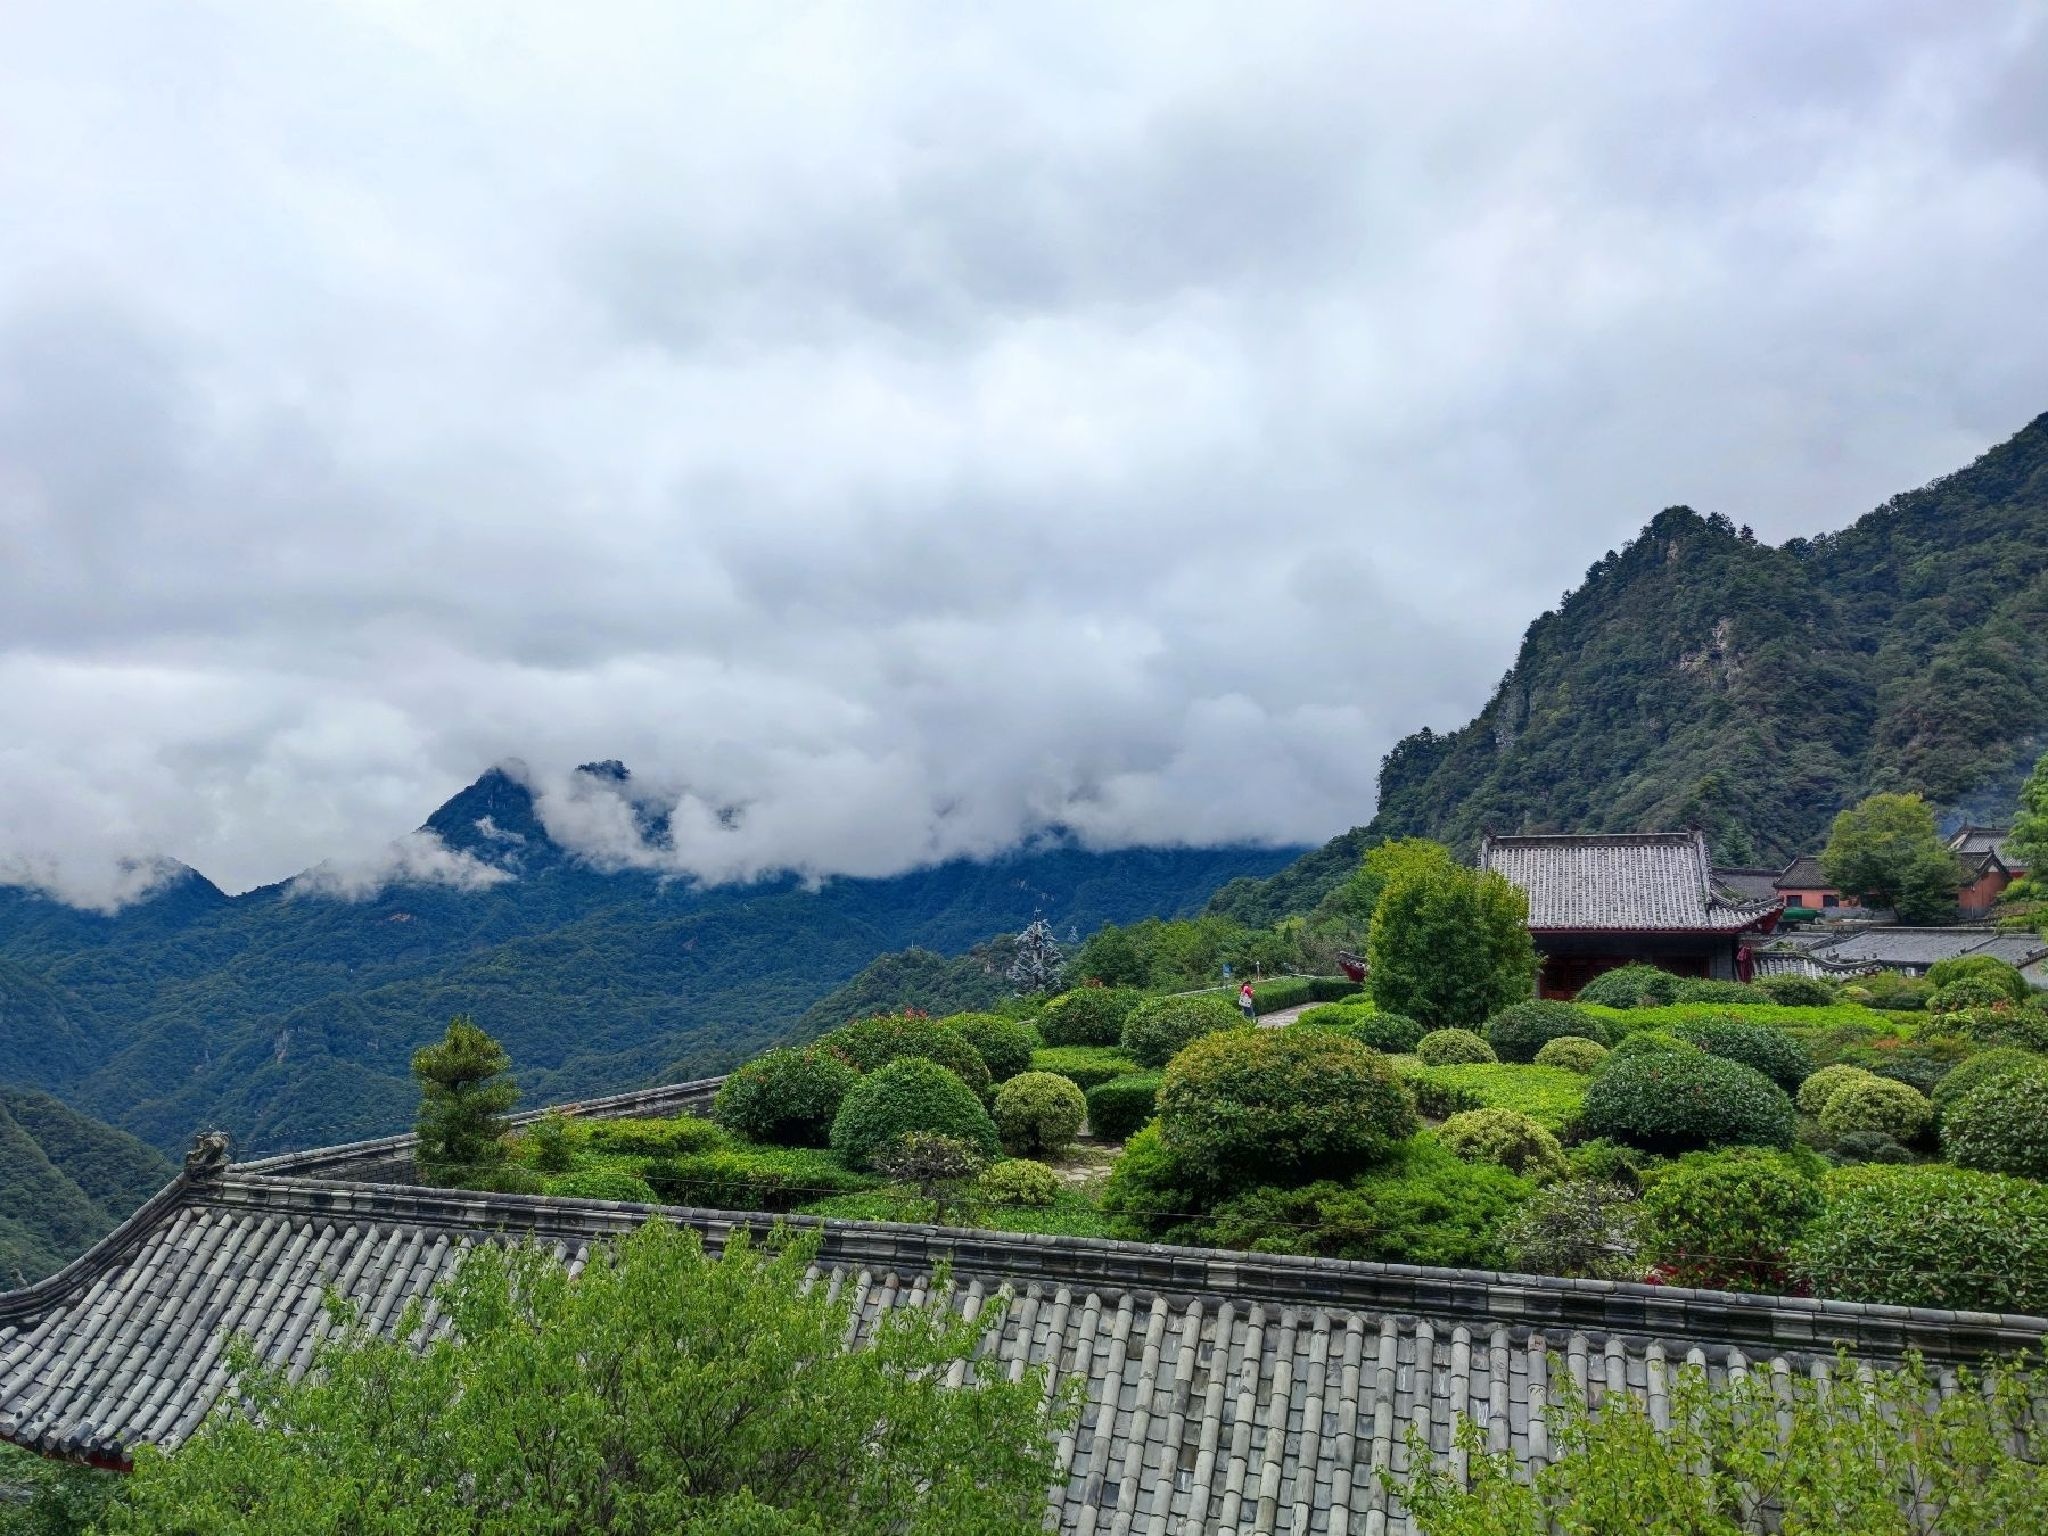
[1479,832,1779,933]
[1710,867,1781,903]
[1773,855,1831,891]
[1804,928,2048,971]
[7,1092,2044,1531]
[1948,826,2015,862]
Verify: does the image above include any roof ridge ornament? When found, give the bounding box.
[182,1129,232,1187]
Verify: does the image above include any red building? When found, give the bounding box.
[1771,855,1858,913]
[1480,831,1783,1000]
[1949,826,2027,915]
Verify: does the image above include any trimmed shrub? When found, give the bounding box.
[990,1071,1087,1158]
[977,1158,1061,1207]
[1028,1046,1140,1093]
[1578,1053,1797,1153]
[1100,1123,1211,1243]
[1412,1064,1588,1131]
[1306,976,1365,1002]
[712,1048,860,1148]
[1930,1047,2048,1121]
[1157,1028,1418,1190]
[1296,1003,1360,1031]
[462,1163,546,1195]
[1576,964,1684,1008]
[1795,1062,1877,1118]
[1533,1037,1608,1074]
[1120,994,1245,1069]
[1831,1130,1912,1165]
[1606,1030,1700,1061]
[1416,1028,1497,1066]
[543,1167,660,1204]
[1930,976,2019,1015]
[1672,979,1772,1004]
[1304,1010,1423,1054]
[1855,972,1932,1011]
[1757,973,1837,1007]
[1640,1149,1822,1293]
[1439,1108,1569,1181]
[829,1059,1002,1171]
[1670,1018,1812,1091]
[1085,1072,1161,1142]
[820,1015,992,1100]
[523,1112,577,1172]
[1817,1075,1930,1144]
[1036,987,1142,1047]
[1394,1061,1484,1120]
[1926,954,2030,1001]
[585,1115,727,1156]
[1943,1073,2048,1179]
[945,1012,1037,1084]
[652,1144,873,1211]
[1795,1164,2048,1311]
[1947,1005,2048,1053]
[1485,1000,1611,1063]
[1248,977,1315,1012]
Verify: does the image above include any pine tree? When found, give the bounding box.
[411,1016,518,1184]
[1006,915,1065,994]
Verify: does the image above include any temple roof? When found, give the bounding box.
[1802,927,2048,971]
[1773,855,1831,892]
[5,1082,2044,1531]
[1479,832,1780,933]
[1949,826,2021,866]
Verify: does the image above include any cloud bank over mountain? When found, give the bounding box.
[2,1,2046,908]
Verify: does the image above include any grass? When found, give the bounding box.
[1581,1003,1900,1036]
[1029,1046,1141,1090]
[1406,1063,1588,1131]
[798,1186,1115,1239]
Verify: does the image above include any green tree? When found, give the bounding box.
[108,1224,1069,1535]
[1821,792,1963,922]
[2010,746,2048,875]
[411,1016,519,1185]
[1366,855,1538,1028]
[1071,923,1147,987]
[1308,838,1457,948]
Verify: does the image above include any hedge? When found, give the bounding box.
[944,1012,1038,1083]
[1036,987,1143,1047]
[1120,994,1246,1068]
[542,1167,661,1204]
[584,1115,727,1157]
[1409,1064,1588,1132]
[1416,1029,1497,1066]
[1578,1053,1797,1153]
[646,1143,874,1211]
[829,1058,1002,1171]
[1580,1002,1896,1036]
[711,1048,859,1147]
[1669,1018,1813,1091]
[1085,1072,1163,1142]
[1485,1000,1611,1063]
[1795,1164,2048,1312]
[818,1016,992,1100]
[1306,976,1366,1002]
[1029,1046,1141,1092]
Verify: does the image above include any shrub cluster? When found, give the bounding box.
[1394,1061,1483,1120]
[647,1144,873,1211]
[977,1158,1061,1207]
[1027,1046,1140,1092]
[1085,1072,1161,1142]
[1671,979,1771,1004]
[1410,1063,1588,1131]
[1926,954,2030,1001]
[945,1012,1037,1083]
[1946,1005,2048,1053]
[819,1016,992,1100]
[1533,1036,1607,1074]
[990,1071,1087,1159]
[1795,1164,2048,1312]
[712,1048,860,1147]
[1929,1047,2048,1121]
[1157,1028,1417,1190]
[1484,1000,1610,1063]
[1942,1073,2048,1179]
[1756,973,1837,1007]
[1035,987,1143,1047]
[1796,1062,1877,1117]
[1301,1009,1422,1054]
[1639,1149,1821,1293]
[1416,1028,1497,1066]
[1670,1018,1812,1091]
[543,1167,661,1204]
[1575,964,1685,1008]
[584,1116,726,1156]
[1816,1074,1930,1145]
[1439,1108,1568,1181]
[1502,1179,1642,1280]
[1119,994,1244,1068]
[829,1058,1002,1171]
[1579,1052,1796,1152]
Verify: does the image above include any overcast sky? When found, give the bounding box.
[3,1,2046,908]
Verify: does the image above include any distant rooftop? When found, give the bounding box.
[1479,831,1779,932]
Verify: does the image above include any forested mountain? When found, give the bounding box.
[1215,412,2048,925]
[0,1087,172,1286]
[0,769,1294,1156]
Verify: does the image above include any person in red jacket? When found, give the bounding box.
[1238,980,1256,1023]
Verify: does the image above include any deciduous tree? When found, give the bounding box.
[1821,792,1962,923]
[1365,854,1537,1028]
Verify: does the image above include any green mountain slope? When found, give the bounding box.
[0,773,1296,1155]
[0,1088,172,1286]
[1217,412,2048,925]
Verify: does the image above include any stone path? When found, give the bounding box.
[1257,1003,1312,1029]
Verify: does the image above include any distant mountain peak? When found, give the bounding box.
[420,764,554,861]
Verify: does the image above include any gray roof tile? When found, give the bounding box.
[1480,832,1779,932]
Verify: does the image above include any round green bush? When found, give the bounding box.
[819,1016,992,1100]
[945,1012,1036,1084]
[1817,1075,1931,1145]
[1084,1072,1161,1142]
[1640,1149,1821,1293]
[1578,1052,1797,1153]
[1119,994,1245,1069]
[1606,1030,1700,1062]
[1942,1073,2048,1179]
[1946,1005,2048,1053]
[1930,1047,2048,1121]
[1035,987,1142,1047]
[1533,1037,1608,1074]
[1485,1000,1612,1063]
[1439,1108,1569,1180]
[1929,976,2020,1015]
[1795,1164,2048,1311]
[1296,1003,1361,1031]
[544,1167,661,1204]
[1925,954,2030,1002]
[829,1058,1001,1171]
[990,1071,1087,1159]
[1416,1028,1497,1066]
[1672,978,1772,1004]
[1671,1018,1813,1091]
[1757,973,1837,1007]
[1575,963,1684,1008]
[711,1047,859,1147]
[1157,1028,1418,1190]
[976,1157,1061,1207]
[1795,1063,1879,1117]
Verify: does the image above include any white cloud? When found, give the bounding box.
[0,0,2043,906]
[284,832,514,901]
